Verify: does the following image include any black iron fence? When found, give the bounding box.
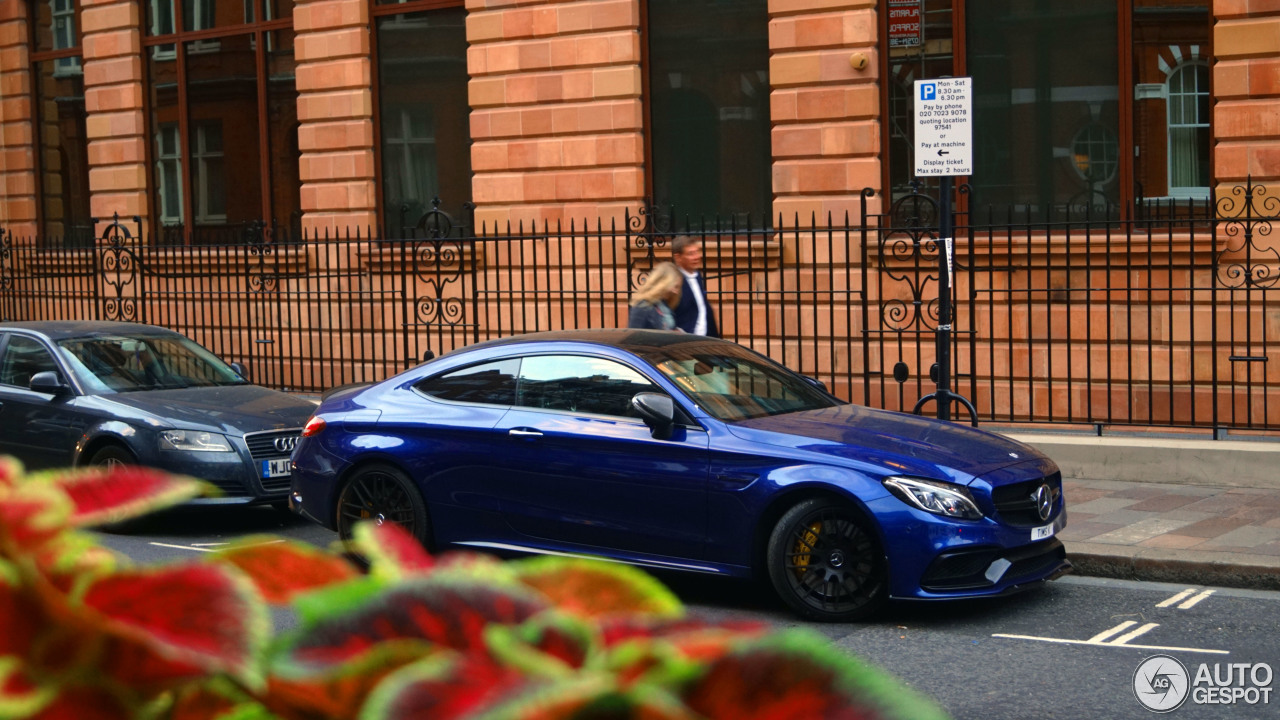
[1,180,1277,432]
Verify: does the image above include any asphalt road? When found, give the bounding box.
[93,506,1280,720]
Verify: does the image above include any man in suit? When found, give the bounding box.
[670,235,718,337]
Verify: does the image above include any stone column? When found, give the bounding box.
[465,0,645,231]
[1213,0,1280,187]
[82,0,147,237]
[769,0,881,223]
[0,0,35,236]
[294,0,376,234]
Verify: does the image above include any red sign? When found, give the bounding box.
[888,0,922,48]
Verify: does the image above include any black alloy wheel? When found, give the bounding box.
[335,464,430,545]
[766,498,888,622]
[89,444,136,469]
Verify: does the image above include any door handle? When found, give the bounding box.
[508,428,543,437]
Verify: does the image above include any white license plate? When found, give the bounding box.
[1031,523,1056,541]
[261,458,291,478]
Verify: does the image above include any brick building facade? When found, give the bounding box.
[1,1,1277,238]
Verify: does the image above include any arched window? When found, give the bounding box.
[1166,62,1210,199]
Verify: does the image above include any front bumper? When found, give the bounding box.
[870,493,1071,600]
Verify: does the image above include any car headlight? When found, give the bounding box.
[159,429,233,453]
[883,476,983,520]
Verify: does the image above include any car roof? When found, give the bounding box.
[458,329,732,355]
[0,320,180,341]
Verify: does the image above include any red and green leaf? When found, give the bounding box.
[262,639,436,720]
[26,685,132,720]
[77,562,269,688]
[34,466,206,529]
[0,456,24,489]
[680,630,950,720]
[510,558,682,620]
[276,578,549,673]
[0,484,72,551]
[484,613,601,677]
[350,523,434,580]
[215,538,358,604]
[0,563,44,658]
[358,654,533,720]
[456,678,695,720]
[0,657,55,719]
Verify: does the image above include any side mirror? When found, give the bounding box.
[631,392,675,440]
[229,362,248,380]
[29,370,69,396]
[801,375,828,393]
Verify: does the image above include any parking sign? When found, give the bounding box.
[914,77,972,176]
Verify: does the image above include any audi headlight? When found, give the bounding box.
[159,429,232,453]
[883,476,983,520]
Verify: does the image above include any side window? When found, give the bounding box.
[517,355,661,419]
[414,359,519,406]
[0,337,60,388]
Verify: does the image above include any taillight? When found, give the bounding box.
[302,415,327,437]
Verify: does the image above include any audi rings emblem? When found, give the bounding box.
[274,436,299,453]
[1034,484,1053,522]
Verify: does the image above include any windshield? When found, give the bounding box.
[637,342,841,421]
[58,334,247,392]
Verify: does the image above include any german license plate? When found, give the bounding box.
[1031,523,1056,541]
[261,458,291,478]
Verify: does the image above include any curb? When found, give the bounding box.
[1067,542,1280,592]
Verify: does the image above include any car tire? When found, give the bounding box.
[765,497,888,622]
[335,463,430,546]
[89,444,136,469]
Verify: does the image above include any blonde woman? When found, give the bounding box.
[628,262,683,330]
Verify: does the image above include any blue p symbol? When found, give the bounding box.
[920,83,936,101]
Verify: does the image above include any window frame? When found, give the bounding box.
[412,357,521,408]
[141,1,293,241]
[511,352,673,422]
[369,0,471,235]
[28,0,88,240]
[876,0,1213,219]
[1165,60,1211,201]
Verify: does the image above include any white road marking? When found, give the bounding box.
[1157,589,1195,607]
[1178,589,1215,609]
[991,632,1230,655]
[1088,621,1138,643]
[1111,622,1160,644]
[149,542,215,553]
[148,539,285,554]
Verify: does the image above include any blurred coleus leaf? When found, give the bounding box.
[484,613,601,678]
[263,639,437,720]
[679,630,950,720]
[74,562,270,690]
[357,654,533,720]
[509,558,682,620]
[27,465,206,530]
[214,538,359,604]
[275,577,550,674]
[350,523,435,580]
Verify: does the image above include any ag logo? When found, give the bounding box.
[1134,655,1190,712]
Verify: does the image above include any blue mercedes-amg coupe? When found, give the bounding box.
[290,330,1069,621]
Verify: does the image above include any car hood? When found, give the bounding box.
[725,404,1038,484]
[101,385,317,435]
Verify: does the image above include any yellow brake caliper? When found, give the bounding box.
[793,522,822,576]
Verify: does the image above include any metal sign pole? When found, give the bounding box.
[936,176,952,422]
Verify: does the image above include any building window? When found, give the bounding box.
[1166,62,1210,199]
[882,0,1211,219]
[31,0,90,244]
[156,124,184,224]
[646,0,772,223]
[373,2,472,235]
[143,2,298,243]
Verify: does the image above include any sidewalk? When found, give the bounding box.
[1059,478,1280,591]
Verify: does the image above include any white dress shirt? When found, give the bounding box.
[679,267,708,336]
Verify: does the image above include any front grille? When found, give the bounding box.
[244,429,303,460]
[991,471,1062,527]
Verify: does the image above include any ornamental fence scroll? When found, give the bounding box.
[0,182,1278,431]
